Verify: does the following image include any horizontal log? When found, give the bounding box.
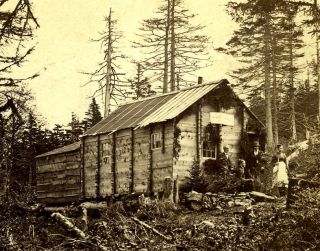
[37,181,80,191]
[37,195,81,204]
[37,172,80,182]
[37,163,80,173]
[37,191,81,199]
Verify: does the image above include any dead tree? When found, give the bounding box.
[83,8,127,117]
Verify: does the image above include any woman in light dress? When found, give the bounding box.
[271,144,289,196]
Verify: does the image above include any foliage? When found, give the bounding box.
[290,135,320,182]
[134,0,211,92]
[173,125,181,159]
[128,63,156,100]
[0,0,39,87]
[205,173,244,194]
[83,97,103,130]
[183,159,207,193]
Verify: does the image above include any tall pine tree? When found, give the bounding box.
[134,0,211,93]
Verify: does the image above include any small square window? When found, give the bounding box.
[151,133,162,149]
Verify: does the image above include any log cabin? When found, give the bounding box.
[36,79,264,204]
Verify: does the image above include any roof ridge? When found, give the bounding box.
[117,79,225,107]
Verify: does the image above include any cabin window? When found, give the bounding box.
[151,133,162,149]
[202,124,219,159]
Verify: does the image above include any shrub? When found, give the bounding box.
[183,159,207,193]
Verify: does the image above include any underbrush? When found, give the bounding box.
[0,183,319,250]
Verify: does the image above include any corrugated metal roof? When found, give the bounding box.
[137,83,220,128]
[36,142,80,158]
[83,79,264,136]
[83,80,225,136]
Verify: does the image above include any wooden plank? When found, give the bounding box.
[37,164,79,174]
[37,195,81,204]
[37,190,81,199]
[96,134,101,197]
[112,132,117,194]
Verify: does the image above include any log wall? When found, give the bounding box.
[81,122,174,198]
[36,150,81,204]
[115,129,132,194]
[152,123,174,192]
[173,108,197,179]
[83,135,99,198]
[173,94,247,180]
[99,133,113,196]
[133,127,150,193]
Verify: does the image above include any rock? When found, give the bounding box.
[249,191,275,202]
[234,199,252,207]
[227,201,235,207]
[185,191,203,202]
[199,220,215,228]
[189,201,202,211]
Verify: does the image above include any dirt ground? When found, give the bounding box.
[0,197,294,251]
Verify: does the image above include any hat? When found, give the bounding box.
[253,141,260,147]
[223,144,229,149]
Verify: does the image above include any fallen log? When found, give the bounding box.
[132,217,171,241]
[249,191,275,202]
[80,201,109,210]
[51,212,86,239]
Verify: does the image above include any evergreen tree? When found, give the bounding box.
[128,63,156,100]
[83,97,103,130]
[186,159,207,193]
[66,112,83,142]
[134,0,211,93]
[224,0,304,149]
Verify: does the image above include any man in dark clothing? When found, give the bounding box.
[218,144,233,173]
[246,141,266,191]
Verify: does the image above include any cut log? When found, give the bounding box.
[249,191,275,202]
[80,201,109,210]
[80,206,88,232]
[51,212,86,239]
[132,217,171,241]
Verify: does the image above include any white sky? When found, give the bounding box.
[23,0,239,128]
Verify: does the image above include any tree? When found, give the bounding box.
[225,0,286,151]
[84,8,127,117]
[83,97,102,130]
[128,63,156,100]
[224,0,305,149]
[134,0,211,93]
[0,0,39,87]
[66,112,83,142]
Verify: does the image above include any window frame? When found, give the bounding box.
[151,132,162,150]
[202,124,219,159]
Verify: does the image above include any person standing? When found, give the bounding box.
[271,144,289,196]
[247,141,266,191]
[218,144,232,173]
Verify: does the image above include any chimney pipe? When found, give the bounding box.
[198,76,203,85]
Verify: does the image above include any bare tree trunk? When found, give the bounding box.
[314,0,320,123]
[104,8,112,117]
[170,0,176,92]
[271,36,279,145]
[289,13,297,142]
[264,13,274,152]
[163,0,170,93]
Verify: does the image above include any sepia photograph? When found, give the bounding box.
[0,0,319,250]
